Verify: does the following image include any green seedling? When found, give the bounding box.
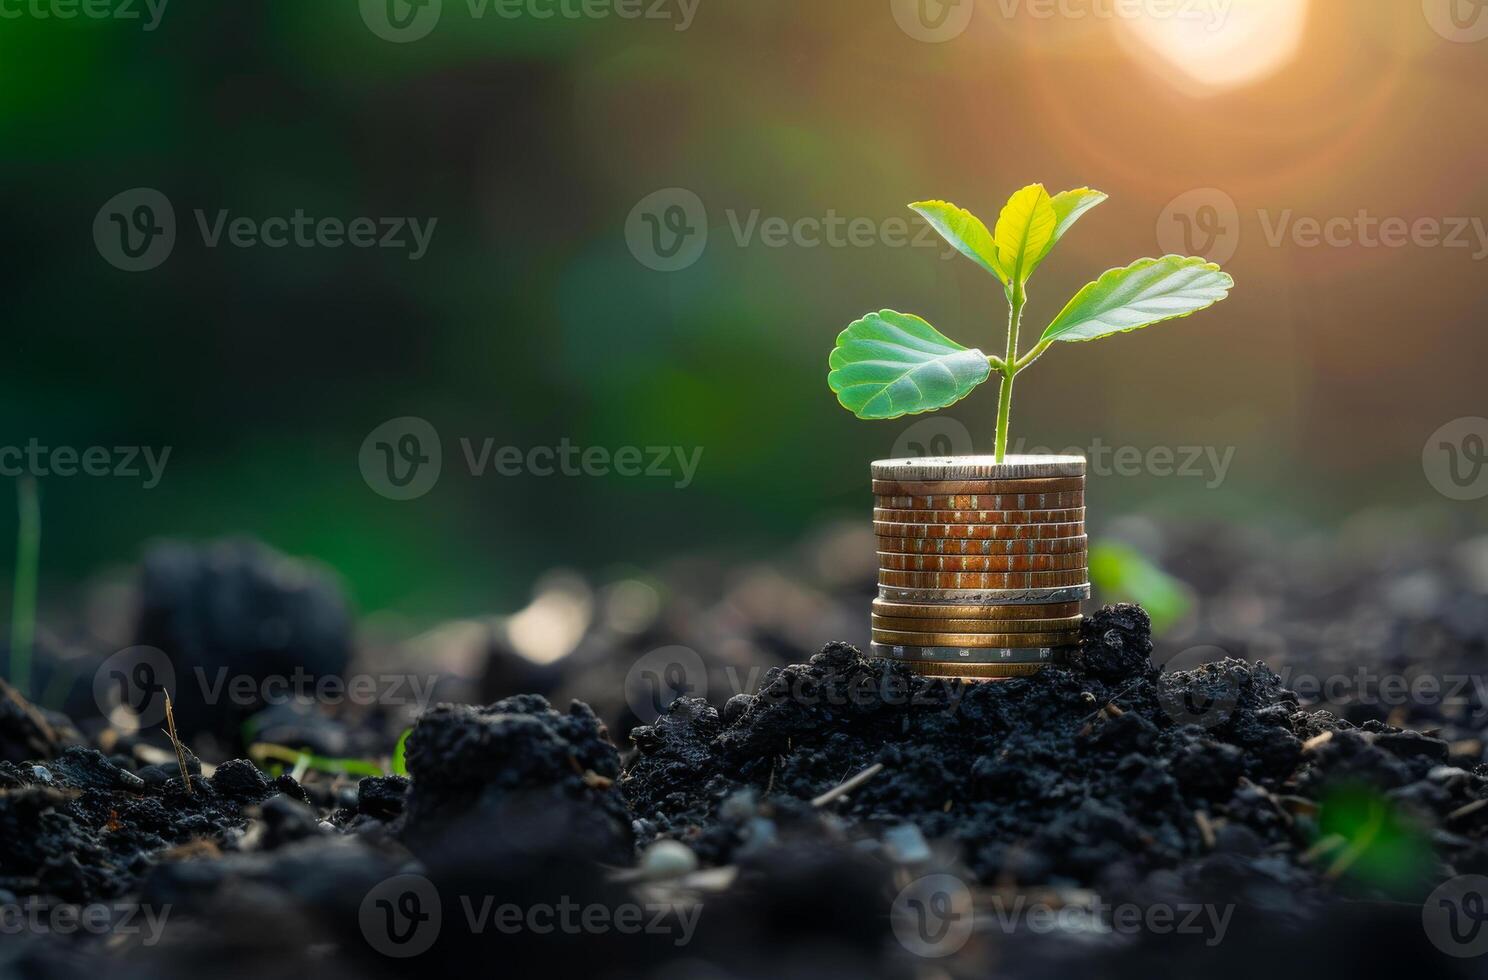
[827,185,1234,461]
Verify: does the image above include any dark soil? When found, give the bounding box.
[4,523,1488,977]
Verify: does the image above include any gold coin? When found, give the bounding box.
[872,599,1083,620]
[875,535,1089,556]
[878,568,1088,589]
[873,507,1086,525]
[873,521,1085,541]
[872,614,1083,632]
[876,493,1085,511]
[899,661,1047,679]
[877,551,1087,573]
[872,477,1085,495]
[872,628,1080,647]
[871,456,1085,481]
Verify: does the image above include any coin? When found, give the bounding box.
[873,478,1085,496]
[877,551,1086,573]
[873,507,1086,525]
[872,614,1083,632]
[873,628,1079,647]
[879,569,1088,589]
[896,660,1048,679]
[871,642,1058,664]
[876,535,1089,556]
[876,493,1085,511]
[878,584,1092,604]
[874,521,1084,541]
[872,598,1083,620]
[872,455,1085,480]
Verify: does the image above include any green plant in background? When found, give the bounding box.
[827,185,1235,460]
[1089,541,1194,634]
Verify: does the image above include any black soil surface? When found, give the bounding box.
[4,523,1488,978]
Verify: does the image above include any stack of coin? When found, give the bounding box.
[871,456,1089,680]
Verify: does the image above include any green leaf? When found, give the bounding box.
[994,183,1057,284]
[1034,187,1107,266]
[392,728,411,777]
[1040,255,1234,343]
[909,200,1007,283]
[828,310,992,420]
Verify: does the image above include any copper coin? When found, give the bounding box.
[872,599,1083,620]
[877,551,1087,573]
[872,478,1085,495]
[878,568,1088,589]
[876,492,1085,511]
[873,521,1084,541]
[872,628,1081,647]
[873,507,1086,525]
[876,535,1089,556]
[872,614,1084,632]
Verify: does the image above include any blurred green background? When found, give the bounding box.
[2,0,1484,618]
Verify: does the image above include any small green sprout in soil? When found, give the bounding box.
[827,185,1234,460]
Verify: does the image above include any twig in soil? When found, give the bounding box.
[163,691,193,797]
[1299,834,1346,864]
[811,762,885,808]
[1194,810,1216,850]
[1301,731,1333,754]
[1448,798,1488,823]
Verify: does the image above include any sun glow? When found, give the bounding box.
[1117,0,1312,93]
